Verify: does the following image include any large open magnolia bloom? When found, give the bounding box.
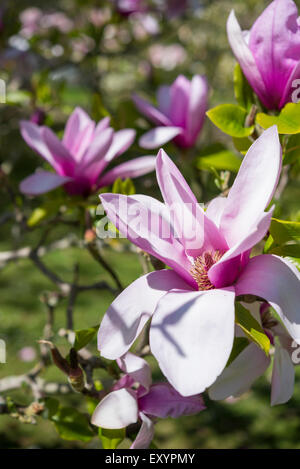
[91,352,204,449]
[227,0,300,110]
[19,107,155,197]
[209,303,296,406]
[133,74,208,149]
[98,126,300,396]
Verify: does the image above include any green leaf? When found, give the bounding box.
[99,428,125,449]
[284,134,300,165]
[112,178,123,194]
[256,103,300,134]
[52,407,94,442]
[122,178,136,196]
[263,234,276,254]
[27,197,65,227]
[269,245,300,258]
[269,218,300,244]
[27,207,48,227]
[235,303,270,355]
[85,397,99,416]
[206,104,254,138]
[112,178,136,195]
[196,146,241,173]
[73,325,99,351]
[234,64,254,111]
[232,137,252,155]
[42,398,60,420]
[226,337,249,367]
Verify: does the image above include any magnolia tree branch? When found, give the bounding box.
[0,373,71,395]
[85,240,123,291]
[275,165,290,201]
[0,236,77,269]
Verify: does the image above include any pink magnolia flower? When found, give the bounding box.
[19,107,155,197]
[227,0,300,110]
[115,0,147,16]
[98,126,300,396]
[91,352,205,449]
[209,304,296,406]
[133,74,208,149]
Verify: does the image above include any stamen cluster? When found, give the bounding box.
[190,250,224,291]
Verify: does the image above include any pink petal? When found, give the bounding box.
[132,93,172,126]
[91,388,138,429]
[42,127,75,175]
[130,412,154,450]
[100,193,193,285]
[20,170,72,195]
[235,255,300,345]
[98,269,191,360]
[78,127,114,176]
[80,129,135,184]
[150,288,235,396]
[156,149,228,256]
[108,129,136,158]
[62,107,95,160]
[139,127,183,149]
[20,121,63,172]
[157,85,171,116]
[99,156,156,187]
[117,352,152,392]
[186,75,208,145]
[209,209,273,288]
[271,342,295,406]
[227,10,269,108]
[209,343,270,400]
[139,383,205,418]
[94,116,111,136]
[169,75,191,129]
[205,196,227,228]
[96,129,136,175]
[280,60,300,109]
[219,126,281,247]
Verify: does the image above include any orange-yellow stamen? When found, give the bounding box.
[190,250,224,291]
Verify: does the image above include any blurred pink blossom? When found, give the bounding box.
[18,346,36,362]
[88,8,111,28]
[20,107,155,197]
[19,8,73,38]
[115,0,147,16]
[148,44,187,70]
[133,74,208,149]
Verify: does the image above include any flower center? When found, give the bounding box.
[190,250,224,291]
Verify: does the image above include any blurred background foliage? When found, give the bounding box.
[1,0,300,449]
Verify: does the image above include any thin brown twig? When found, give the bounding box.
[275,165,290,201]
[86,240,123,291]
